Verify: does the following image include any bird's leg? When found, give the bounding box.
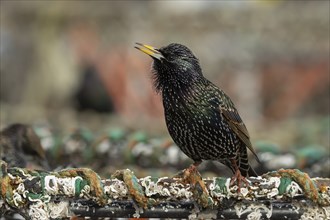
[186,161,202,174]
[229,159,249,192]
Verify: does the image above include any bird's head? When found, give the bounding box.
[135,43,204,93]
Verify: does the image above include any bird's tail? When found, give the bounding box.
[223,147,258,177]
[239,147,258,177]
[225,147,256,177]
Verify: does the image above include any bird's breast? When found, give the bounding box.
[162,92,220,137]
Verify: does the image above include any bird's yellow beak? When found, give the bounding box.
[135,43,164,60]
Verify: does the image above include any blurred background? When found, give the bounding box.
[0,1,329,178]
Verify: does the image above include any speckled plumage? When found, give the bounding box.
[135,43,259,178]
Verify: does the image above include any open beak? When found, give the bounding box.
[135,43,164,60]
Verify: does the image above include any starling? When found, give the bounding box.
[135,43,260,186]
[0,123,49,170]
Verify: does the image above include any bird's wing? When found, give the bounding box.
[218,90,260,162]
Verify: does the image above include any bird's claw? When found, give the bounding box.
[173,164,211,208]
[230,170,250,193]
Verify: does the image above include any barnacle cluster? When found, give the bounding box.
[1,161,329,219]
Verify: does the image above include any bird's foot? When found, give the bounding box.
[173,161,201,181]
[172,162,211,208]
[230,169,250,193]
